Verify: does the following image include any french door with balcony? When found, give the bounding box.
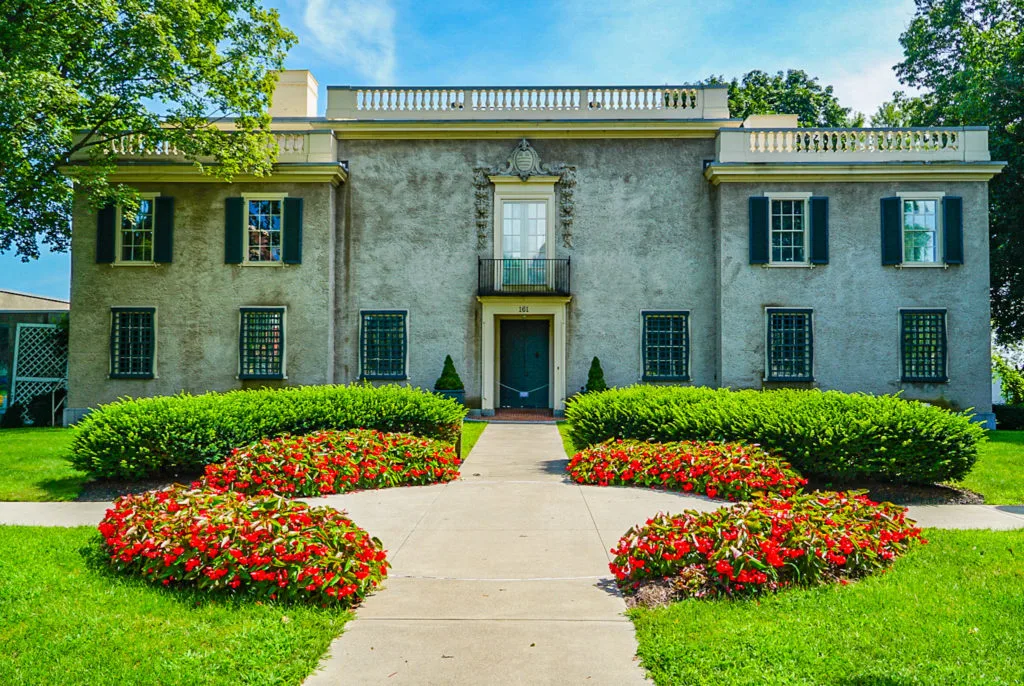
[501,201,548,288]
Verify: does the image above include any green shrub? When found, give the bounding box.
[585,356,608,393]
[993,354,1024,405]
[69,384,466,479]
[565,386,985,484]
[434,355,464,391]
[994,404,1024,430]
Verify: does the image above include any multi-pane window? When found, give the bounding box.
[361,311,407,379]
[119,198,155,262]
[502,201,547,285]
[771,199,806,263]
[247,199,283,263]
[642,311,690,381]
[901,310,947,382]
[110,308,155,378]
[239,308,285,379]
[766,309,813,381]
[902,199,939,263]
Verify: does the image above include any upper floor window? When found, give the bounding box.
[766,308,813,382]
[360,310,407,380]
[246,198,283,263]
[117,196,156,263]
[902,198,939,264]
[900,309,947,382]
[642,311,690,381]
[110,307,156,378]
[770,197,807,264]
[750,193,828,266]
[239,307,285,379]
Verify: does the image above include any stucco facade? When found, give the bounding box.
[64,74,1004,424]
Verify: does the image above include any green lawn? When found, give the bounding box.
[630,528,1024,686]
[556,420,576,457]
[954,430,1024,504]
[461,421,487,460]
[0,428,85,501]
[0,526,350,686]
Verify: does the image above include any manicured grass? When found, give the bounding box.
[630,529,1024,686]
[0,526,350,685]
[557,420,575,458]
[461,421,487,459]
[0,428,85,501]
[953,430,1024,504]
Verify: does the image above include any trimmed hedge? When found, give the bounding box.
[565,386,985,484]
[69,384,466,479]
[994,404,1024,430]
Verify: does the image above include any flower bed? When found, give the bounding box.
[99,486,388,607]
[567,439,806,501]
[610,491,924,603]
[202,429,461,497]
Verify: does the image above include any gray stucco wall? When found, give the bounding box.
[68,182,335,409]
[715,181,992,413]
[334,138,719,403]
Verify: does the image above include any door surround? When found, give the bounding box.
[478,295,570,415]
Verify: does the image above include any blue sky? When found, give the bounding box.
[1,0,918,300]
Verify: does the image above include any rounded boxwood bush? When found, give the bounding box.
[98,486,388,607]
[70,383,466,479]
[565,386,985,484]
[567,439,805,500]
[202,429,461,497]
[610,491,924,602]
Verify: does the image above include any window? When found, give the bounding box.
[0,324,9,409]
[239,308,285,379]
[502,201,548,285]
[642,311,690,381]
[901,310,947,382]
[770,197,807,264]
[110,308,155,378]
[766,309,813,381]
[902,198,939,264]
[361,311,407,379]
[117,195,156,263]
[246,198,283,263]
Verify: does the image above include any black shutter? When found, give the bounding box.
[154,197,174,263]
[224,197,244,264]
[809,196,829,265]
[943,196,964,265]
[880,197,902,265]
[749,196,769,264]
[283,197,304,264]
[96,204,116,263]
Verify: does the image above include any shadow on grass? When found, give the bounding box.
[35,475,91,501]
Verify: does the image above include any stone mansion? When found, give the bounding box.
[65,70,1004,425]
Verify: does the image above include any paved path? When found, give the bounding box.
[2,425,1024,684]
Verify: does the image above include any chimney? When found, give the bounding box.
[269,70,319,118]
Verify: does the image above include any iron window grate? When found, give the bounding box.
[239,308,285,379]
[767,309,813,381]
[642,311,690,381]
[110,308,155,378]
[361,311,407,379]
[901,310,947,382]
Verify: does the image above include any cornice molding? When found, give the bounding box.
[704,161,1006,184]
[333,120,739,140]
[65,163,349,186]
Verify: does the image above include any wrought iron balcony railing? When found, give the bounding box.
[478,258,571,296]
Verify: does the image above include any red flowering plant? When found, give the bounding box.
[201,429,461,497]
[609,491,925,603]
[98,485,388,607]
[567,439,806,501]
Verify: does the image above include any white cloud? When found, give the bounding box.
[826,59,905,118]
[302,0,396,83]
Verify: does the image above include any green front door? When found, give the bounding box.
[499,319,550,409]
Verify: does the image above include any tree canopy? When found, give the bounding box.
[0,0,296,260]
[705,70,864,127]
[880,0,1024,344]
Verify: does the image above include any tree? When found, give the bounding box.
[0,0,297,260]
[869,91,937,127]
[585,357,608,393]
[705,70,864,127]
[888,0,1024,344]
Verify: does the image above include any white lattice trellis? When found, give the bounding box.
[11,323,68,423]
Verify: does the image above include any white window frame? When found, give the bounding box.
[897,307,949,383]
[237,306,287,380]
[491,177,557,262]
[896,191,945,268]
[763,192,813,268]
[764,306,815,382]
[109,306,158,379]
[359,309,410,381]
[114,192,161,266]
[241,193,289,267]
